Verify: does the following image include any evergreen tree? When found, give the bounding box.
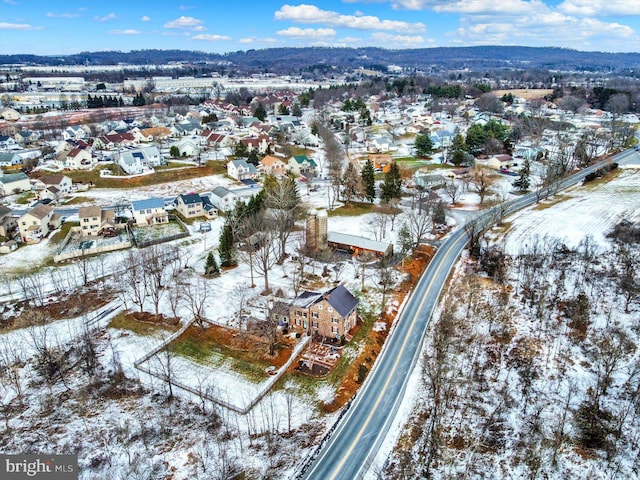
[291,103,302,117]
[380,161,403,203]
[233,141,248,157]
[513,159,531,191]
[205,251,220,277]
[218,222,237,268]
[253,102,267,121]
[278,103,290,115]
[361,158,376,203]
[341,162,360,205]
[398,222,413,257]
[415,133,434,157]
[448,133,468,166]
[433,200,446,225]
[247,150,259,165]
[170,146,180,158]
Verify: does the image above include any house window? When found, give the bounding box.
[295,318,300,326]
[328,307,333,313]
[312,312,318,319]
[318,304,323,310]
[332,318,338,323]
[83,218,89,223]
[332,326,338,333]
[312,321,318,328]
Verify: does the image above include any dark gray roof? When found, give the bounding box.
[178,193,203,205]
[325,285,358,318]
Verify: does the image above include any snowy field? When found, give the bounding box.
[375,167,640,479]
[501,169,640,252]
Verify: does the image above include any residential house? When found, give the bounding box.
[118,146,163,175]
[78,205,116,237]
[288,154,317,177]
[131,197,169,226]
[415,172,446,190]
[18,204,55,243]
[227,158,259,181]
[209,186,238,212]
[485,154,514,171]
[137,127,172,143]
[0,171,30,196]
[0,151,22,167]
[240,135,270,154]
[174,119,202,136]
[0,135,18,150]
[62,125,87,141]
[36,175,72,201]
[174,193,216,219]
[286,285,358,339]
[259,155,288,177]
[0,206,17,237]
[0,108,20,122]
[93,133,136,150]
[13,130,39,145]
[168,137,201,157]
[64,148,93,170]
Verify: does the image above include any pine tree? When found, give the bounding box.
[380,161,403,203]
[253,102,267,121]
[513,159,531,191]
[433,200,446,225]
[342,162,360,205]
[218,222,237,268]
[205,251,220,277]
[415,133,434,157]
[361,158,376,203]
[448,133,467,166]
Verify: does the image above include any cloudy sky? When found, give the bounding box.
[1,0,638,55]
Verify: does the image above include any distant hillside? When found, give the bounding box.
[1,46,639,73]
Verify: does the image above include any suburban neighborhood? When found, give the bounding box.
[0,40,639,480]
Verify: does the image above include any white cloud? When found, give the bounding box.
[277,27,336,38]
[94,13,117,22]
[109,29,141,35]
[46,12,80,18]
[164,16,204,29]
[434,0,545,15]
[390,0,433,9]
[0,22,43,30]
[558,0,640,16]
[274,4,425,33]
[192,33,231,41]
[370,31,425,46]
[141,16,151,22]
[238,37,255,44]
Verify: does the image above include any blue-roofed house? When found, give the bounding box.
[131,197,169,226]
[175,193,217,219]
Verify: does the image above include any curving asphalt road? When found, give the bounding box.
[299,147,638,480]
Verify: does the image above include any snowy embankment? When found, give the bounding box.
[376,168,640,479]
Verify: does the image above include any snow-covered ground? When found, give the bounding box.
[374,167,640,479]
